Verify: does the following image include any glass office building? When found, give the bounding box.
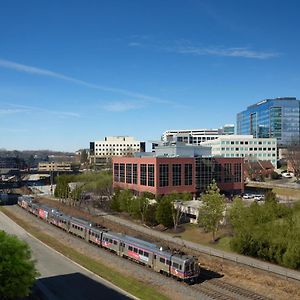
[237,97,300,146]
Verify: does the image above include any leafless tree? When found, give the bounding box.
[285,143,300,180]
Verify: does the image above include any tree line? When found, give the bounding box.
[229,192,300,269]
[110,189,193,230]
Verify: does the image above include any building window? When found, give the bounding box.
[126,164,132,184]
[120,163,125,182]
[234,163,241,182]
[172,164,181,186]
[159,164,169,187]
[133,164,138,184]
[224,163,232,183]
[148,164,155,187]
[140,164,147,185]
[215,163,222,183]
[184,164,192,185]
[113,163,119,182]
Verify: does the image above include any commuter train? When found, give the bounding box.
[18,196,200,283]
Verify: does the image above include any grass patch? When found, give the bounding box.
[0,207,169,300]
[272,187,300,199]
[170,223,233,252]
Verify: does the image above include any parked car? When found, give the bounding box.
[254,195,264,201]
[282,173,292,178]
[243,193,254,199]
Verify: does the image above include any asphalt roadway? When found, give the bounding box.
[0,211,134,300]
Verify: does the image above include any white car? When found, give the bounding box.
[282,173,292,178]
[254,195,264,201]
[243,194,254,199]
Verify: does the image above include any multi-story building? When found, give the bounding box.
[161,125,234,146]
[89,136,145,167]
[113,144,244,196]
[38,162,72,172]
[237,97,300,146]
[201,135,277,167]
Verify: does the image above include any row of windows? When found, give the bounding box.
[158,257,182,270]
[95,144,139,147]
[221,140,275,145]
[128,245,149,257]
[114,163,147,185]
[103,237,118,245]
[220,147,276,151]
[224,153,276,158]
[71,224,84,231]
[159,164,193,187]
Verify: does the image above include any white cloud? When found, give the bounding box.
[172,46,279,59]
[126,38,279,60]
[1,103,80,118]
[0,108,29,115]
[128,42,142,47]
[0,58,172,105]
[102,101,144,112]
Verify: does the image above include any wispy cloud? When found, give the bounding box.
[0,58,172,105]
[171,46,279,59]
[1,103,80,118]
[0,127,29,133]
[126,37,279,60]
[0,108,29,115]
[102,101,144,112]
[128,42,142,47]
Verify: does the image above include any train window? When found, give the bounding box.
[113,240,117,245]
[109,239,112,243]
[133,248,138,253]
[173,262,179,269]
[138,249,143,255]
[159,257,165,264]
[154,255,156,259]
[179,265,182,270]
[128,246,133,251]
[166,260,171,265]
[144,252,149,258]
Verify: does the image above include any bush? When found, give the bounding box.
[271,171,280,180]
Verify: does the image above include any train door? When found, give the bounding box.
[119,241,125,257]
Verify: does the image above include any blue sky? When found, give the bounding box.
[1,0,300,151]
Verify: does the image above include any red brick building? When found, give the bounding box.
[113,156,244,196]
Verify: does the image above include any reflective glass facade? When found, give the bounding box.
[237,98,300,145]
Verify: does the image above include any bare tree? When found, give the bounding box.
[285,143,300,180]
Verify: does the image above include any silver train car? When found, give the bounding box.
[18,196,200,283]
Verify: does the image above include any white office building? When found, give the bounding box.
[201,135,277,166]
[162,125,234,146]
[89,136,145,166]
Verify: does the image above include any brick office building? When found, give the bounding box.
[113,154,244,197]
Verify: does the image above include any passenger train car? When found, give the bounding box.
[17,196,200,283]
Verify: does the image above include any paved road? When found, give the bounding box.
[0,211,134,300]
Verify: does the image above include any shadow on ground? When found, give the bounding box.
[36,272,132,300]
[198,267,223,283]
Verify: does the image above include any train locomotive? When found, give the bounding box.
[17,196,200,283]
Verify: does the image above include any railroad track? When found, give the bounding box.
[206,279,270,300]
[194,269,270,300]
